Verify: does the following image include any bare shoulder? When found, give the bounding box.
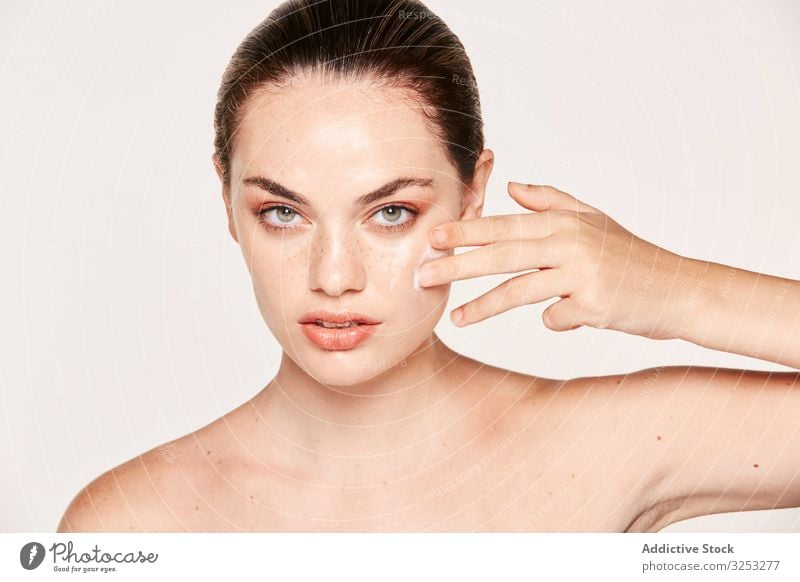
[484,365,646,440]
[549,366,744,531]
[497,366,672,531]
[57,434,210,532]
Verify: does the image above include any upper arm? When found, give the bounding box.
[630,365,800,528]
[57,454,184,532]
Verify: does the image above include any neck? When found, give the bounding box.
[249,333,472,478]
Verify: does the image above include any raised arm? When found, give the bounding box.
[416,182,799,369]
[667,259,800,370]
[620,365,800,531]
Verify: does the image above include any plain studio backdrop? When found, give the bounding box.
[1,0,799,533]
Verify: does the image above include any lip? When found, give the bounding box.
[298,310,381,325]
[300,321,381,351]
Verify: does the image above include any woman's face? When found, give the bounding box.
[216,75,490,386]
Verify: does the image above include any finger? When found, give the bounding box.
[508,182,602,215]
[542,296,585,331]
[451,268,568,326]
[416,236,562,288]
[429,210,575,249]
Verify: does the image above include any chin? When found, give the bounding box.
[297,345,411,387]
[280,324,425,386]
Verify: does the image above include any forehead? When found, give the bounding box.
[230,75,456,193]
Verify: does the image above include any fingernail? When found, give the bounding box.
[451,308,463,325]
[510,181,535,189]
[430,228,447,245]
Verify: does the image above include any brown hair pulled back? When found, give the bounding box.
[213,0,484,187]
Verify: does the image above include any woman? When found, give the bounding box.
[57,0,800,532]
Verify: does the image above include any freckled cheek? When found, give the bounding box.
[359,243,448,334]
[248,240,308,307]
[366,238,450,301]
[368,245,408,282]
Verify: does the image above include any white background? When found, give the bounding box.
[1,0,799,532]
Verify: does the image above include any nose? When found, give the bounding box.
[307,223,366,296]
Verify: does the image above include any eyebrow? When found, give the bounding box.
[242,175,435,207]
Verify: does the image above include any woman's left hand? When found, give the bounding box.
[415,182,706,339]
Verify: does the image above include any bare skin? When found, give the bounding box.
[56,354,800,532]
[54,352,654,532]
[57,74,800,533]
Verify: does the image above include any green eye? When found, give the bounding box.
[275,207,297,222]
[380,206,403,222]
[257,205,303,230]
[371,204,420,232]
